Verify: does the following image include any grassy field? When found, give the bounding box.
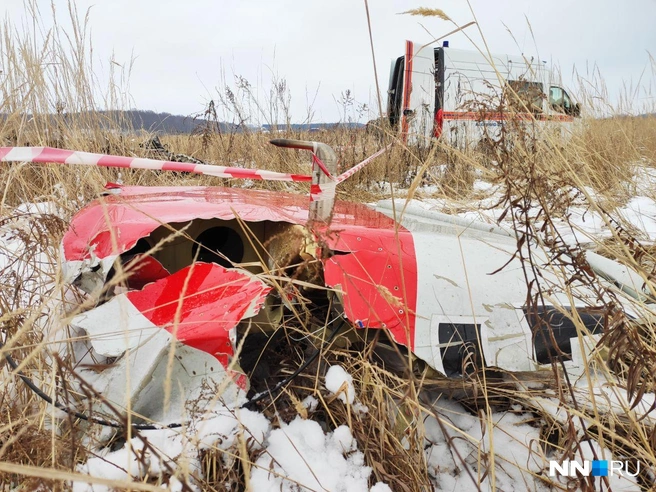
[2,3,656,492]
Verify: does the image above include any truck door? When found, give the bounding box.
[400,40,436,146]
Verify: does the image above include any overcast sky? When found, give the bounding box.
[2,0,655,122]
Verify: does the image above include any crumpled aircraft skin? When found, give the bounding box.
[66,183,652,388]
[70,261,270,421]
[73,262,270,376]
[63,184,421,421]
[62,180,656,426]
[64,185,419,353]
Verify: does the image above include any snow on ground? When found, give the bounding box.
[69,362,653,492]
[0,203,60,292]
[423,400,550,492]
[73,406,271,492]
[0,203,70,400]
[71,383,389,491]
[326,364,356,404]
[412,166,656,246]
[620,196,656,239]
[71,364,594,492]
[325,365,369,414]
[250,418,383,492]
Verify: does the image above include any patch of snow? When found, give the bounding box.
[370,483,393,492]
[193,406,270,452]
[473,179,495,192]
[572,373,656,421]
[168,476,185,492]
[353,402,369,414]
[620,196,656,239]
[422,399,552,491]
[302,395,319,412]
[73,405,269,491]
[250,417,373,492]
[73,439,147,492]
[13,201,62,216]
[325,365,355,404]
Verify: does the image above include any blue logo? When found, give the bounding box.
[591,460,608,477]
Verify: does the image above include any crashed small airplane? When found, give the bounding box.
[0,141,650,425]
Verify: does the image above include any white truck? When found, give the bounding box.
[387,40,581,148]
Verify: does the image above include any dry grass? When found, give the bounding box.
[1,1,656,491]
[400,8,451,22]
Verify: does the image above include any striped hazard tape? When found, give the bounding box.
[336,144,392,183]
[442,111,574,122]
[311,144,392,184]
[0,146,312,182]
[0,143,392,200]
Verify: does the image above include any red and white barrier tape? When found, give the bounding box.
[311,154,336,180]
[335,144,392,183]
[0,144,392,199]
[0,147,312,182]
[310,143,392,183]
[310,182,336,202]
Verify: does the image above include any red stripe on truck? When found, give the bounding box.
[400,41,414,142]
[442,111,574,122]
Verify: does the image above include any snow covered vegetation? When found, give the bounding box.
[2,3,656,492]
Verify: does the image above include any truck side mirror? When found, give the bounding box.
[573,103,581,118]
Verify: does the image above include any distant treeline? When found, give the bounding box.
[105,110,229,134]
[260,122,365,132]
[1,110,365,135]
[113,111,365,133]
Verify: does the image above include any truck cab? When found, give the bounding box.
[387,41,580,148]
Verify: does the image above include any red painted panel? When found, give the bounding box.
[324,244,417,350]
[124,255,170,290]
[400,40,414,141]
[126,262,270,366]
[62,186,402,261]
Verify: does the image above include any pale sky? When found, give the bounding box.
[2,0,655,122]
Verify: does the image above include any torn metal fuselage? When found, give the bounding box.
[64,184,416,421]
[63,185,646,421]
